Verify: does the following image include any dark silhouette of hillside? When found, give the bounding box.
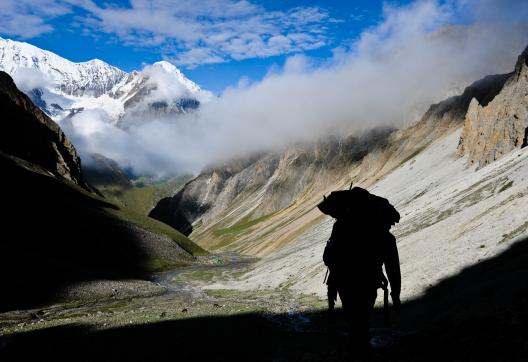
[0,71,198,313]
[0,71,87,188]
[149,193,196,236]
[2,236,527,361]
[0,153,151,312]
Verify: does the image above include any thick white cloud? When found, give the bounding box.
[12,67,52,92]
[62,0,528,176]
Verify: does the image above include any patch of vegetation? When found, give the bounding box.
[146,258,189,272]
[49,169,207,257]
[213,213,275,237]
[455,181,495,208]
[119,186,158,214]
[99,175,192,216]
[181,270,217,282]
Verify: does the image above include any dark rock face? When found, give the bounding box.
[458,46,528,167]
[27,88,47,112]
[0,71,87,188]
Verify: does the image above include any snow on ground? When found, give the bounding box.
[209,128,528,302]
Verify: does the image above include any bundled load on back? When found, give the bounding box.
[317,186,400,229]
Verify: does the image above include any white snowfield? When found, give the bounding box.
[211,128,528,302]
[0,37,209,122]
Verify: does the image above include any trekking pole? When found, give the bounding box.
[383,286,391,327]
[323,268,329,284]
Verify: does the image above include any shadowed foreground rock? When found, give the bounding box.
[1,236,527,361]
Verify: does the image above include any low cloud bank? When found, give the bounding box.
[12,67,52,93]
[64,0,528,176]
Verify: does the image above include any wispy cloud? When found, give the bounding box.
[0,0,333,67]
[72,0,332,67]
[0,0,71,38]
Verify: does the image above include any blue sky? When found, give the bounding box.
[0,0,415,94]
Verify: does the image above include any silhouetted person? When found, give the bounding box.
[324,215,401,360]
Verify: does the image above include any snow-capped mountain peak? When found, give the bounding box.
[152,60,178,73]
[0,38,212,123]
[149,60,202,95]
[0,38,127,97]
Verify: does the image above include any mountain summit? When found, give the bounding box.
[0,38,210,123]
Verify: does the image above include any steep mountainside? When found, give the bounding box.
[0,38,210,124]
[0,71,86,188]
[213,128,528,300]
[150,61,511,255]
[150,128,394,236]
[197,46,528,301]
[0,71,205,312]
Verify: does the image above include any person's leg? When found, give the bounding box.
[339,287,377,360]
[327,283,338,322]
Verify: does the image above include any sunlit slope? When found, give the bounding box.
[211,128,528,299]
[150,67,510,255]
[147,46,527,305]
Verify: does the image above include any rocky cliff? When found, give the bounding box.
[457,46,528,167]
[0,71,87,188]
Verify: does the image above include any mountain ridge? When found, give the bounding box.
[148,52,517,255]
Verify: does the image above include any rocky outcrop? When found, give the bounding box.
[458,46,528,167]
[0,71,87,188]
